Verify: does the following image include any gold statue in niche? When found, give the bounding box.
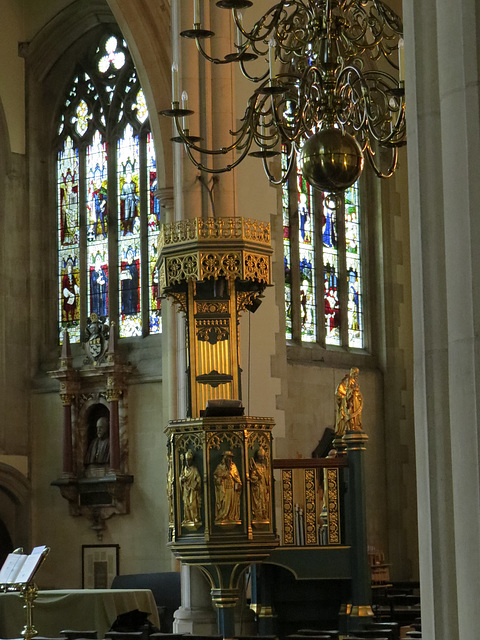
[335,367,363,435]
[249,447,270,524]
[213,451,242,525]
[180,450,202,530]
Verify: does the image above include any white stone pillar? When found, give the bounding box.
[169,3,221,633]
[404,1,480,638]
[173,564,217,635]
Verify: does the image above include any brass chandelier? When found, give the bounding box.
[161,0,406,194]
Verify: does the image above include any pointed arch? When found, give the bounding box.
[24,1,169,358]
[0,463,31,552]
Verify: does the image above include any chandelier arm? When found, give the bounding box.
[274,3,314,61]
[169,0,406,194]
[339,0,403,69]
[360,71,406,144]
[372,0,404,35]
[170,116,245,157]
[270,99,303,145]
[169,92,261,165]
[235,1,287,45]
[193,37,235,65]
[238,58,270,83]
[261,139,295,185]
[182,140,254,174]
[336,66,406,150]
[366,106,406,145]
[364,141,398,179]
[336,65,369,131]
[255,99,281,151]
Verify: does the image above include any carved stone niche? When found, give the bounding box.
[50,320,133,539]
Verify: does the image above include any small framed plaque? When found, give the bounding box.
[82,544,119,589]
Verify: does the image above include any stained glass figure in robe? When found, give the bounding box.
[59,170,79,245]
[120,161,139,235]
[90,251,109,317]
[61,256,80,322]
[87,132,108,241]
[324,262,340,343]
[297,170,316,341]
[59,253,81,344]
[120,245,140,315]
[119,240,141,336]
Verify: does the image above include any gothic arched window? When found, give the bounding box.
[283,156,364,348]
[57,33,160,344]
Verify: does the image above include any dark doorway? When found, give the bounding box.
[0,518,13,567]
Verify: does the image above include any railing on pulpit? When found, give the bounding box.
[273,457,348,548]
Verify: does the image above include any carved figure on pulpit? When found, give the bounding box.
[249,447,270,524]
[85,416,110,465]
[214,451,242,525]
[180,450,202,530]
[345,367,363,431]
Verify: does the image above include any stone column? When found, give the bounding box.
[157,187,183,420]
[61,396,74,476]
[107,391,121,472]
[404,0,480,638]
[173,564,217,635]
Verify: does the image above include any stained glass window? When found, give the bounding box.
[57,33,160,344]
[282,149,293,340]
[283,156,364,349]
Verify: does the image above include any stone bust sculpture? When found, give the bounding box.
[85,416,110,465]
